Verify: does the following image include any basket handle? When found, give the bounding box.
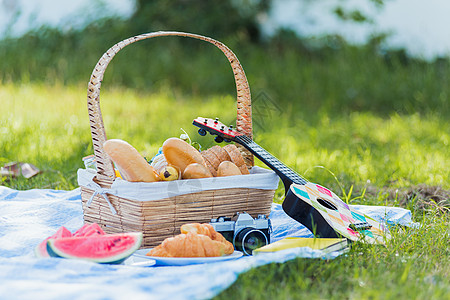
[87,31,253,181]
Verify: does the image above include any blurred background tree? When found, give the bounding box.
[131,0,270,42]
[0,0,448,117]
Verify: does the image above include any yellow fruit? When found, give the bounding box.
[159,165,180,181]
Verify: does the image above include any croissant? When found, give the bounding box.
[180,223,229,244]
[146,232,234,257]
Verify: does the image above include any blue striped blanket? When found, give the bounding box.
[0,186,416,300]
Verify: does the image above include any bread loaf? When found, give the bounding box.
[162,138,207,173]
[201,149,221,176]
[182,163,213,179]
[209,145,231,162]
[223,144,250,175]
[202,157,218,177]
[103,139,159,182]
[217,161,242,177]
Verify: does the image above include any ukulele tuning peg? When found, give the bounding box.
[214,136,224,143]
[198,128,207,136]
[214,118,219,124]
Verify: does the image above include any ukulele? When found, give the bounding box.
[193,117,390,244]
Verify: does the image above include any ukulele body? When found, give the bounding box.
[283,186,339,238]
[286,182,389,243]
[192,117,390,244]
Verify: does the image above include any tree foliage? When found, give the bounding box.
[131,0,270,42]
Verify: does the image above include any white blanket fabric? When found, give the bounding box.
[0,186,417,300]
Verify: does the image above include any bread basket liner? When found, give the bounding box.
[78,166,278,206]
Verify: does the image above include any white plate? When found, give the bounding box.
[122,254,156,267]
[133,249,243,266]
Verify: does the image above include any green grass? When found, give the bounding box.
[2,83,448,192]
[217,217,449,299]
[1,83,448,299]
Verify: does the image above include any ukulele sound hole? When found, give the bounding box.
[317,198,338,211]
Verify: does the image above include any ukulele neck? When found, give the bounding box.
[235,135,308,190]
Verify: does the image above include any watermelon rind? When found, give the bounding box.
[34,226,72,258]
[46,232,143,264]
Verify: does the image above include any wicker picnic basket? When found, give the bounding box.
[80,31,277,248]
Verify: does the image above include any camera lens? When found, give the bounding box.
[234,228,268,256]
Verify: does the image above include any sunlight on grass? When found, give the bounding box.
[1,83,448,193]
[256,112,449,191]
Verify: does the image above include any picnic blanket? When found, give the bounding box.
[0,186,417,300]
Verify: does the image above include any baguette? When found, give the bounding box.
[103,139,159,182]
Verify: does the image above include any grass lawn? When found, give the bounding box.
[1,83,449,299]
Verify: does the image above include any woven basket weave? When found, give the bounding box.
[80,31,276,248]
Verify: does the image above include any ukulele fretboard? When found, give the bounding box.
[236,135,308,185]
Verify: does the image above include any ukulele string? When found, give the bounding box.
[237,135,308,185]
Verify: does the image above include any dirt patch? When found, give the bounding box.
[364,184,449,215]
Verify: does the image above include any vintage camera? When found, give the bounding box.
[210,212,271,255]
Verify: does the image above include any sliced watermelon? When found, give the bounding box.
[34,226,73,258]
[73,223,106,237]
[46,232,143,264]
[35,223,106,258]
